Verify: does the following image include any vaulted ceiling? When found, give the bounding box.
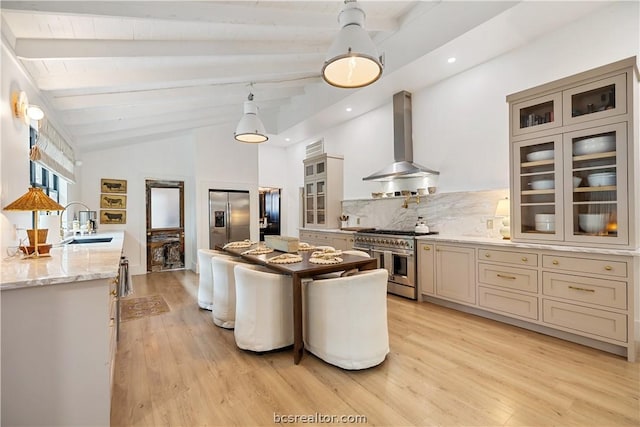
[1,1,611,153]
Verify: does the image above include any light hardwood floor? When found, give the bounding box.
[111,271,640,426]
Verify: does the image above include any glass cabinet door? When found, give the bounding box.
[305,164,315,178]
[305,182,315,224]
[563,122,627,245]
[512,93,562,137]
[562,73,626,126]
[512,135,563,241]
[316,180,326,225]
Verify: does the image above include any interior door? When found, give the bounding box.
[146,180,185,272]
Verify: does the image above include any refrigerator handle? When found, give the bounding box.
[226,201,231,241]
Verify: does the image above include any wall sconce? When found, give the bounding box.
[234,93,268,143]
[322,0,383,89]
[495,197,511,240]
[11,91,45,125]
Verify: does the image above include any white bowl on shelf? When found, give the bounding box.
[535,213,555,222]
[578,213,608,233]
[587,172,616,187]
[535,222,555,232]
[530,179,554,190]
[573,135,615,155]
[526,150,554,162]
[573,176,582,188]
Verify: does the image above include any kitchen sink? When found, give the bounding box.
[64,237,113,244]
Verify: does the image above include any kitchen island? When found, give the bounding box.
[415,234,640,361]
[1,231,124,426]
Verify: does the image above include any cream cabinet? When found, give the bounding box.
[434,244,476,304]
[299,229,354,251]
[417,242,435,296]
[418,237,637,361]
[508,57,639,249]
[303,154,344,229]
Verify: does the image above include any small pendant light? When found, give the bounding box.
[322,0,383,89]
[234,93,268,143]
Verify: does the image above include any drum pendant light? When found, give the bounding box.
[322,0,383,89]
[234,93,268,143]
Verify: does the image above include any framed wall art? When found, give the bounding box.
[100,194,127,209]
[100,210,127,224]
[101,178,127,194]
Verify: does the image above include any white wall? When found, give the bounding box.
[282,1,639,236]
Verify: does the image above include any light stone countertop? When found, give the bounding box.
[1,231,125,291]
[415,234,640,257]
[299,227,358,234]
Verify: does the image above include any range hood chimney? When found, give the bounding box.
[363,91,439,181]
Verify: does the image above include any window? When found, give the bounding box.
[30,126,66,205]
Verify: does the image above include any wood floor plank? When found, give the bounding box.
[111,271,640,426]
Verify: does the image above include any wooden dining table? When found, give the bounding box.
[220,245,378,364]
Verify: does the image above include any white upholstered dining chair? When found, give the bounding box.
[233,264,294,352]
[303,268,389,370]
[197,249,232,310]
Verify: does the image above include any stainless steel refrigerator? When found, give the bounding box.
[209,190,250,249]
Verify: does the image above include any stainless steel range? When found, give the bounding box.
[353,229,438,300]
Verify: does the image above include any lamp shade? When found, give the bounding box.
[3,187,65,212]
[495,198,510,217]
[322,1,383,88]
[234,98,268,143]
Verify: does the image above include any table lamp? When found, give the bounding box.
[3,187,65,257]
[495,197,511,240]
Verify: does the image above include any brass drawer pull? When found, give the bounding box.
[552,260,559,265]
[568,285,595,293]
[423,246,431,251]
[604,265,612,271]
[497,274,516,280]
[485,253,490,257]
[521,257,528,262]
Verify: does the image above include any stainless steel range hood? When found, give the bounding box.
[363,91,439,181]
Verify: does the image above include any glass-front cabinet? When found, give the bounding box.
[512,123,628,245]
[511,92,562,137]
[513,135,563,241]
[508,57,637,249]
[303,154,343,229]
[564,123,627,245]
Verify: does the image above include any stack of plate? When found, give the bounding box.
[535,214,555,232]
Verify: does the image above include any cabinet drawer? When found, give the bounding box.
[479,249,538,267]
[542,255,627,278]
[542,272,627,310]
[478,263,538,292]
[542,299,627,342]
[479,286,538,320]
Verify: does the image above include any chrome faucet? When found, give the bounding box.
[60,201,91,238]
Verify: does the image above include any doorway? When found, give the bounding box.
[259,187,281,241]
[146,180,185,272]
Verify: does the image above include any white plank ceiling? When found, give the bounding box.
[0,1,611,152]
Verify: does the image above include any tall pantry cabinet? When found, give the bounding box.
[303,154,344,229]
[507,57,639,249]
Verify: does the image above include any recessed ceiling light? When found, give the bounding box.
[285,137,291,142]
[346,107,353,112]
[447,57,456,64]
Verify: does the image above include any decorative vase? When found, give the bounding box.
[27,229,48,246]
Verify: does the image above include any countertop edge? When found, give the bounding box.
[1,231,125,290]
[415,234,640,257]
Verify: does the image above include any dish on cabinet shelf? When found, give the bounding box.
[573,176,582,188]
[573,134,615,155]
[578,213,608,233]
[526,150,554,162]
[530,179,554,190]
[587,172,616,187]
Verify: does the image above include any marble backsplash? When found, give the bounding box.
[341,189,509,238]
